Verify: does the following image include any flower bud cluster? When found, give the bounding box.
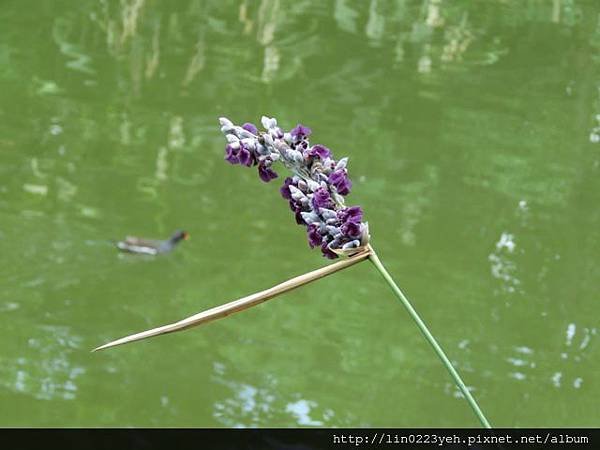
[219,116,369,258]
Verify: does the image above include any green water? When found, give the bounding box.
[1,0,599,427]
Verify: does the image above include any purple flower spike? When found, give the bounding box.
[291,124,312,141]
[307,224,322,248]
[311,187,332,209]
[219,116,369,258]
[328,169,352,196]
[280,177,293,200]
[258,162,278,182]
[225,144,239,165]
[307,144,331,159]
[242,122,258,135]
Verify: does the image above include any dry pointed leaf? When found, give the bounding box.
[93,248,371,352]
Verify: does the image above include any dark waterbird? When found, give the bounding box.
[115,230,189,255]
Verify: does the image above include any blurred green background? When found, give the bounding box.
[0,0,599,427]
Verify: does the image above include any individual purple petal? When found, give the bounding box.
[258,162,278,183]
[307,144,331,159]
[338,206,363,223]
[238,145,254,167]
[321,241,339,259]
[224,144,239,165]
[307,223,322,248]
[341,221,362,239]
[291,124,312,141]
[328,169,352,196]
[280,177,293,200]
[242,122,258,135]
[311,187,332,209]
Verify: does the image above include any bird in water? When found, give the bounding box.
[115,230,189,255]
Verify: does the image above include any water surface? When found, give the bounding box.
[1,0,599,427]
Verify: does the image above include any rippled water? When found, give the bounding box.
[1,0,599,427]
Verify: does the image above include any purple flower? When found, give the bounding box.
[225,144,239,165]
[320,241,339,259]
[307,224,322,248]
[242,122,258,135]
[311,187,332,209]
[341,221,362,239]
[306,144,331,160]
[291,124,312,141]
[238,144,254,167]
[258,162,278,182]
[280,177,293,200]
[328,169,352,196]
[338,206,363,224]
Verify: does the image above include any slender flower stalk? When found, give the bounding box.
[367,244,492,428]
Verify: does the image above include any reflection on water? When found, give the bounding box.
[0,326,85,401]
[1,0,599,427]
[212,361,278,427]
[212,360,334,427]
[488,230,520,294]
[286,399,332,426]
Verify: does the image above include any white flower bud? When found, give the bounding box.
[241,138,256,149]
[295,154,306,165]
[326,225,341,236]
[301,212,320,224]
[342,240,360,249]
[335,157,348,170]
[306,180,320,192]
[238,129,256,139]
[261,116,277,129]
[274,140,288,152]
[255,144,269,155]
[289,185,306,201]
[320,209,336,220]
[219,117,233,128]
[263,134,274,147]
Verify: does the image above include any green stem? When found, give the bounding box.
[367,245,492,428]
